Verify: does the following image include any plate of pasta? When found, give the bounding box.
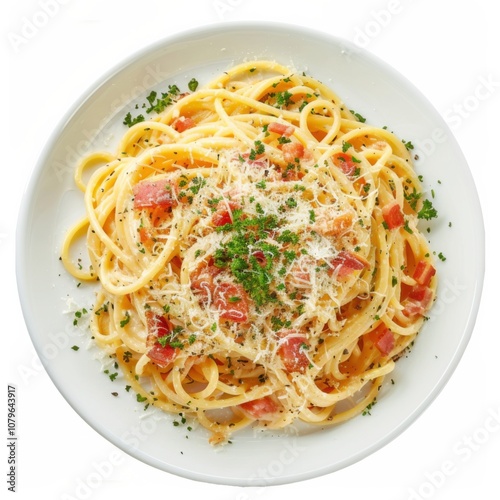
[16,22,484,485]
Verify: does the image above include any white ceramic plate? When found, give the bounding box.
[16,22,484,486]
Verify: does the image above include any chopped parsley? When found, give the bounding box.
[123,112,145,127]
[249,140,265,160]
[403,139,414,150]
[417,199,438,220]
[274,90,294,108]
[350,109,366,123]
[212,208,305,307]
[362,398,377,416]
[120,311,131,328]
[123,81,191,127]
[188,78,199,92]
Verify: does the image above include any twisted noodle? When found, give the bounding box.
[61,60,437,444]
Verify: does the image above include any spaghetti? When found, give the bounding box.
[61,60,437,444]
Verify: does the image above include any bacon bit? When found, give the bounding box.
[190,262,249,322]
[146,311,172,340]
[235,151,269,169]
[289,256,316,288]
[382,200,405,229]
[240,396,278,419]
[413,260,436,287]
[332,152,358,177]
[251,250,267,268]
[291,267,310,285]
[133,180,177,209]
[277,329,310,373]
[171,116,195,132]
[139,227,152,244]
[320,384,336,394]
[329,251,369,278]
[282,142,305,163]
[213,282,249,323]
[145,312,176,368]
[354,176,369,195]
[313,212,353,237]
[190,262,221,303]
[211,200,240,227]
[268,121,295,137]
[403,285,434,317]
[367,323,395,356]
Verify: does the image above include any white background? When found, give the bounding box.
[3,1,498,499]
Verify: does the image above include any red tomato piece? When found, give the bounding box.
[277,329,310,373]
[133,180,176,209]
[368,324,395,356]
[240,396,278,419]
[413,260,436,287]
[330,251,369,278]
[382,200,405,229]
[214,282,249,323]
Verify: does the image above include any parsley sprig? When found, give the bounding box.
[417,199,438,220]
[123,83,184,127]
[214,210,281,306]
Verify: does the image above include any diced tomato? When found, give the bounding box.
[214,282,249,323]
[330,251,369,278]
[403,285,434,317]
[145,312,176,368]
[268,121,294,137]
[367,323,395,356]
[277,329,310,373]
[171,116,195,132]
[133,180,176,209]
[211,200,240,227]
[382,200,404,229]
[332,152,358,176]
[413,260,436,287]
[240,396,278,419]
